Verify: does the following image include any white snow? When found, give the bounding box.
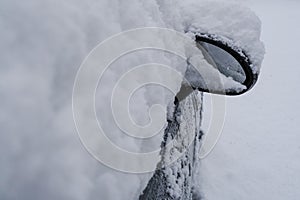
[163,91,202,199]
[1,0,297,200]
[177,0,265,73]
[186,50,247,92]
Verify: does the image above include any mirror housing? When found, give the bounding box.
[192,33,258,96]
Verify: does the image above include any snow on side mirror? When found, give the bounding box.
[185,33,258,96]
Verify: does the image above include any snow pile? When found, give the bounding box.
[179,0,265,73]
[0,0,264,199]
[150,0,265,72]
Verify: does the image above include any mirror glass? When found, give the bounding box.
[177,37,257,100]
[197,41,246,84]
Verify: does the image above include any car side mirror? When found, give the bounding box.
[180,33,258,97]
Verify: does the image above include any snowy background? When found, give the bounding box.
[0,0,299,200]
[200,1,300,199]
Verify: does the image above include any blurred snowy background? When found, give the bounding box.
[0,0,299,199]
[200,1,300,199]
